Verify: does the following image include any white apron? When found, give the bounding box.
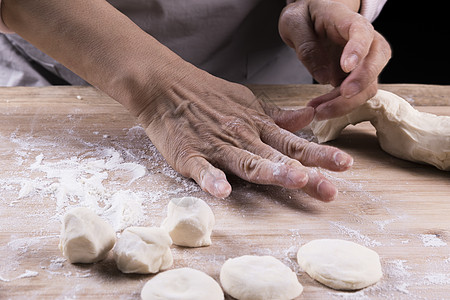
[0,0,311,86]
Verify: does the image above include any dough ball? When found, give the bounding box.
[161,197,215,247]
[140,267,224,300]
[113,226,173,274]
[297,239,382,290]
[59,207,116,263]
[220,255,303,300]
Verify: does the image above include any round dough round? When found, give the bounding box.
[297,239,382,290]
[140,267,223,300]
[220,255,303,300]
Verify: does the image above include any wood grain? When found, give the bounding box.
[0,85,449,299]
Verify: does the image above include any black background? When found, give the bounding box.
[372,1,450,84]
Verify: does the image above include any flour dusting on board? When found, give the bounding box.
[27,149,147,231]
[419,234,447,247]
[0,125,203,283]
[1,109,450,299]
[2,126,200,231]
[330,221,382,247]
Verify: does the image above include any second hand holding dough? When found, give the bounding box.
[311,90,450,170]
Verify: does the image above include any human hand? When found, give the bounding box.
[279,0,391,120]
[2,0,353,202]
[136,64,353,201]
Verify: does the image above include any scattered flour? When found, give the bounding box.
[16,270,39,279]
[424,273,450,285]
[23,148,149,231]
[0,270,39,282]
[330,221,382,247]
[386,260,411,279]
[419,234,447,247]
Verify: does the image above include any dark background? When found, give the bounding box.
[372,1,450,84]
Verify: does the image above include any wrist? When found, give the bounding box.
[104,38,191,121]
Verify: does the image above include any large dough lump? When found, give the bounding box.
[140,267,224,300]
[310,89,450,170]
[220,255,303,300]
[161,197,215,247]
[59,207,116,263]
[113,226,173,274]
[297,239,382,290]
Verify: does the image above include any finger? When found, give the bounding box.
[340,17,375,73]
[180,155,232,198]
[214,145,309,189]
[260,127,346,202]
[260,100,315,132]
[303,168,338,202]
[314,81,378,120]
[341,32,391,98]
[260,126,353,172]
[307,87,341,109]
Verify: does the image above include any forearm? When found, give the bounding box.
[1,0,189,116]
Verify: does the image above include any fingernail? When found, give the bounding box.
[333,152,353,168]
[317,180,338,201]
[344,54,359,72]
[214,180,231,198]
[343,82,360,99]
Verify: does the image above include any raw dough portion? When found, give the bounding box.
[161,197,215,247]
[59,207,116,263]
[297,239,382,290]
[220,255,303,300]
[310,89,450,170]
[140,267,224,300]
[113,226,173,274]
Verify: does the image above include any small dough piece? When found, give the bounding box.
[310,89,450,170]
[113,226,173,274]
[140,267,224,300]
[297,239,382,290]
[220,255,303,300]
[161,197,215,247]
[59,207,116,263]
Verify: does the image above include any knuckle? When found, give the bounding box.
[239,154,263,180]
[175,154,203,178]
[381,41,392,62]
[221,117,249,134]
[296,141,322,163]
[365,61,381,82]
[367,82,378,99]
[282,134,305,158]
[296,41,319,62]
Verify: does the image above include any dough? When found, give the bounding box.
[59,207,116,263]
[140,267,224,300]
[310,89,450,170]
[161,197,215,247]
[297,239,382,290]
[220,255,303,300]
[113,226,173,274]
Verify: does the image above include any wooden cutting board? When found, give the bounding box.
[0,84,449,299]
